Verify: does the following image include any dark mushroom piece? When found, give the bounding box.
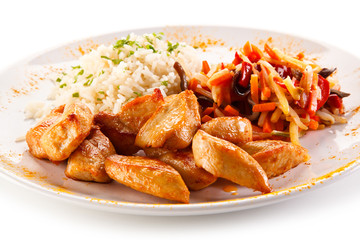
[330,88,350,98]
[318,68,337,79]
[231,69,259,120]
[174,61,188,91]
[197,95,214,110]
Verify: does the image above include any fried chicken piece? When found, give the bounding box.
[239,140,310,178]
[94,112,139,155]
[118,88,164,132]
[192,130,271,193]
[40,103,93,161]
[135,90,201,150]
[201,116,252,144]
[144,148,217,191]
[26,105,65,159]
[105,155,190,203]
[65,126,116,183]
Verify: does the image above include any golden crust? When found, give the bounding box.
[201,116,252,144]
[239,140,310,178]
[65,126,116,183]
[40,103,93,161]
[144,148,217,191]
[105,155,190,203]
[135,90,201,150]
[118,88,164,133]
[94,112,139,155]
[26,105,65,159]
[192,130,271,193]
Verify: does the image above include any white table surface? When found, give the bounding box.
[1,0,359,239]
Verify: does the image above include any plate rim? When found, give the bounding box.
[1,25,360,215]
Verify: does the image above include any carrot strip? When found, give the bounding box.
[201,115,213,123]
[264,43,281,60]
[207,69,234,86]
[188,78,198,91]
[202,107,214,116]
[224,105,240,116]
[252,102,277,112]
[250,74,259,104]
[202,60,210,74]
[243,41,252,56]
[308,119,319,130]
[262,115,272,133]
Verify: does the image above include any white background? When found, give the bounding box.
[1,0,359,239]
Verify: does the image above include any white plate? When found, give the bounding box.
[1,26,360,216]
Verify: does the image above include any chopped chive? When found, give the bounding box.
[73,75,78,83]
[78,69,84,75]
[97,98,102,101]
[83,78,94,86]
[98,91,105,94]
[56,78,62,82]
[145,36,153,44]
[61,72,67,76]
[101,55,121,65]
[86,74,93,79]
[60,83,67,88]
[128,50,134,57]
[112,59,122,65]
[146,44,157,53]
[72,92,80,98]
[71,65,81,69]
[133,91,142,97]
[167,42,179,53]
[117,85,120,89]
[101,55,111,60]
[161,80,168,87]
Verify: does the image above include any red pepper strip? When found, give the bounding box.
[232,52,242,66]
[307,88,318,116]
[317,75,330,109]
[274,76,287,90]
[221,62,225,70]
[327,94,343,108]
[248,52,261,63]
[238,61,252,87]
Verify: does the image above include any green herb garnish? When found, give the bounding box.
[146,44,157,53]
[161,80,168,87]
[71,65,81,69]
[56,78,62,82]
[98,91,105,94]
[60,83,67,88]
[101,55,122,65]
[97,98,102,101]
[167,42,179,53]
[72,92,80,98]
[128,50,135,57]
[86,74,93,79]
[133,91,142,97]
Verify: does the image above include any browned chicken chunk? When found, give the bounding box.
[201,116,252,144]
[144,148,217,191]
[94,112,139,155]
[118,88,164,132]
[239,140,310,178]
[192,130,271,193]
[65,126,116,183]
[105,155,190,203]
[39,103,93,161]
[135,90,201,150]
[26,105,65,159]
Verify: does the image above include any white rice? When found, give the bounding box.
[25,32,201,119]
